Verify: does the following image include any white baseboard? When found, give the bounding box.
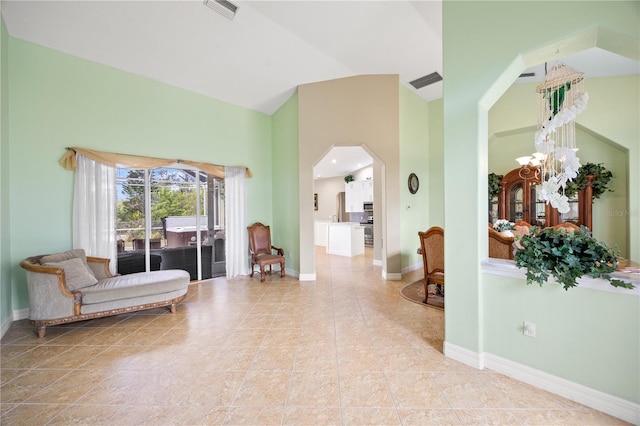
[444,341,485,369]
[284,267,299,279]
[0,308,29,340]
[373,259,382,266]
[383,271,402,280]
[1,315,12,339]
[444,341,640,424]
[299,273,316,281]
[13,307,29,320]
[401,262,422,275]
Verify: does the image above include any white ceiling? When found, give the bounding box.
[314,146,372,180]
[518,47,640,83]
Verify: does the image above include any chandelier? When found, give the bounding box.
[532,62,588,213]
[515,152,545,180]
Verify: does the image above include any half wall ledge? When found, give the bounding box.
[481,258,640,296]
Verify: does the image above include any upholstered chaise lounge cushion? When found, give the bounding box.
[40,249,91,267]
[42,258,98,291]
[78,270,189,305]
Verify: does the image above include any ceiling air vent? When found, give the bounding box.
[203,0,238,20]
[409,72,443,89]
[519,72,536,78]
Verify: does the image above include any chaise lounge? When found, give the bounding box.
[20,249,190,338]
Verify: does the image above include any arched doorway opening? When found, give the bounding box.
[312,144,385,272]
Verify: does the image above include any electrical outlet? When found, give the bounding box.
[523,321,536,338]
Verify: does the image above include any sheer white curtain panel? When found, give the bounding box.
[73,154,117,274]
[224,166,248,278]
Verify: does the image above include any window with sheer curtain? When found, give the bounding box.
[62,148,251,278]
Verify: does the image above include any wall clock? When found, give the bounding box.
[408,173,419,194]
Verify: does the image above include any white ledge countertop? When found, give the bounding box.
[481,258,640,296]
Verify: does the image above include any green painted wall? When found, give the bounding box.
[443,0,639,403]
[399,85,430,269]
[484,274,639,402]
[7,37,273,312]
[428,98,444,228]
[271,93,300,271]
[1,13,11,327]
[489,77,633,257]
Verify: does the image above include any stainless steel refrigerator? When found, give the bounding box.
[336,192,348,222]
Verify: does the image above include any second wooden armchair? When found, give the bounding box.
[418,226,444,304]
[247,222,285,282]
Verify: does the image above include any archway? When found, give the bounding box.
[480,27,640,261]
[312,144,385,269]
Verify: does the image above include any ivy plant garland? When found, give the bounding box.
[514,226,633,290]
[564,162,613,200]
[488,172,503,200]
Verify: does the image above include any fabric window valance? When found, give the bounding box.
[59,147,252,179]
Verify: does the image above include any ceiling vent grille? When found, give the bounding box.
[203,0,238,20]
[409,72,443,89]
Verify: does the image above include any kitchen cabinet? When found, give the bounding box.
[345,180,373,212]
[326,222,364,257]
[315,220,330,247]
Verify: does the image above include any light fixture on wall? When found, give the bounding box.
[533,62,588,213]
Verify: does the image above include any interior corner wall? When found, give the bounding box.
[298,75,400,279]
[428,98,444,228]
[0,13,12,330]
[7,37,273,312]
[399,84,430,270]
[443,0,639,383]
[271,93,300,272]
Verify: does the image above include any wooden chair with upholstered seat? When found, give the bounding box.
[511,220,532,250]
[247,222,285,282]
[488,227,515,260]
[513,221,532,236]
[418,226,444,304]
[552,221,582,232]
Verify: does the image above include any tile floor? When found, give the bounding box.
[0,247,629,425]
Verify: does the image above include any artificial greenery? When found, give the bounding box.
[488,172,503,200]
[344,174,354,183]
[564,162,613,200]
[514,226,633,290]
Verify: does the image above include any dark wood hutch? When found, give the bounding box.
[492,166,595,230]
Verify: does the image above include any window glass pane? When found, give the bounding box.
[116,169,146,252]
[116,167,225,278]
[153,168,206,248]
[509,183,523,222]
